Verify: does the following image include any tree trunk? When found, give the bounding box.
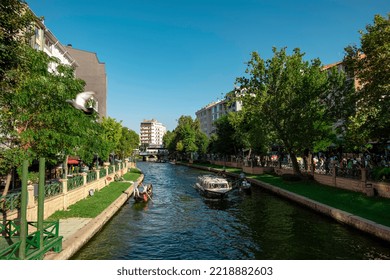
[289,153,302,176]
[1,173,12,197]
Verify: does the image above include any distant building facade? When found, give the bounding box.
[195,98,242,137]
[140,119,167,148]
[64,45,107,118]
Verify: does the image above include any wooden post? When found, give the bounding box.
[38,158,45,249]
[19,160,28,259]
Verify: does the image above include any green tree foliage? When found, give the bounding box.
[208,113,245,157]
[164,116,208,160]
[236,48,339,174]
[163,130,175,152]
[0,0,35,82]
[100,116,123,161]
[0,0,36,176]
[343,13,390,147]
[117,127,139,159]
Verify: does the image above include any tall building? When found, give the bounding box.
[140,119,167,148]
[64,45,107,118]
[196,98,242,137]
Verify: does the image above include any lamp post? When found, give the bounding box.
[95,153,99,169]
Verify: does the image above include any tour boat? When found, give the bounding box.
[195,175,232,198]
[134,183,153,202]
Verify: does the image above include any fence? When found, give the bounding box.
[0,160,135,221]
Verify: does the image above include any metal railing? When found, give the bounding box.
[1,220,62,260]
[86,171,97,183]
[67,175,83,191]
[44,181,63,198]
[0,191,22,212]
[99,168,107,178]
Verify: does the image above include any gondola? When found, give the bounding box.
[133,183,153,202]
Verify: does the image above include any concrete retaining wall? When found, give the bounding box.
[246,177,390,243]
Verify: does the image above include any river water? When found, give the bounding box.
[72,161,390,260]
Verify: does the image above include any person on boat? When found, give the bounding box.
[134,182,140,197]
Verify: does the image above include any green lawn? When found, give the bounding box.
[47,168,142,220]
[251,174,390,227]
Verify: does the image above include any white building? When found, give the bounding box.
[140,119,167,148]
[195,98,242,137]
[31,16,78,72]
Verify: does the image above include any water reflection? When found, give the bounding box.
[72,161,390,260]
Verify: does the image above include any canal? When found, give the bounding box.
[72,161,390,260]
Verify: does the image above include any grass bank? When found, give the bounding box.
[188,162,390,227]
[47,168,142,221]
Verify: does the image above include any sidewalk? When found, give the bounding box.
[58,218,92,242]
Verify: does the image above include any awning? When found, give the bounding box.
[68,158,79,165]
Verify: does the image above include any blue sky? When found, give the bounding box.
[27,0,389,133]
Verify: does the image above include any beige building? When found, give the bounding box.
[140,119,167,148]
[196,98,242,137]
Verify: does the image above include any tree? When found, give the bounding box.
[0,0,35,83]
[343,13,390,147]
[236,48,338,175]
[165,116,208,160]
[0,0,36,194]
[117,127,139,159]
[163,130,175,152]
[209,113,242,157]
[100,117,123,162]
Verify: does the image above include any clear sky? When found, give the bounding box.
[26,0,389,133]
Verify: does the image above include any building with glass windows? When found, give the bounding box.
[140,119,167,148]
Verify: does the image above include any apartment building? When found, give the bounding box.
[195,98,242,137]
[140,119,167,148]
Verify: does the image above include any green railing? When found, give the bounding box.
[108,165,114,174]
[44,181,62,198]
[100,168,107,178]
[67,175,84,191]
[86,171,97,183]
[0,191,22,212]
[0,220,62,260]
